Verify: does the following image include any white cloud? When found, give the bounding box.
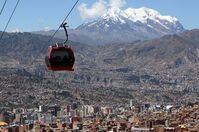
[78,0,126,20]
[110,0,126,9]
[78,0,107,20]
[43,26,49,31]
[11,28,22,33]
[38,17,50,31]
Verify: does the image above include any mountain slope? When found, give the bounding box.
[96,29,199,69]
[75,7,184,44]
[33,7,184,45]
[0,30,199,108]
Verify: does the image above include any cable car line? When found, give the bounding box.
[0,0,8,15]
[0,0,21,42]
[48,0,80,43]
[45,1,79,71]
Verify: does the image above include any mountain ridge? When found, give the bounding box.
[75,7,184,44]
[1,29,199,107]
[33,7,184,45]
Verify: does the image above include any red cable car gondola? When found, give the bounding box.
[45,23,75,71]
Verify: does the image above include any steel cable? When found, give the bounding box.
[0,0,21,42]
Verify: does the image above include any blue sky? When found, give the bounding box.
[0,0,198,32]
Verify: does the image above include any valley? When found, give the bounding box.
[0,30,199,108]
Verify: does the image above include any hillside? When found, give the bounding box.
[0,30,199,108]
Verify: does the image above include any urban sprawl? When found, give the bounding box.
[0,101,199,132]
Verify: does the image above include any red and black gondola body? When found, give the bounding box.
[45,43,75,71]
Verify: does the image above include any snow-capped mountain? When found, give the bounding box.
[75,7,184,44]
[33,7,185,45]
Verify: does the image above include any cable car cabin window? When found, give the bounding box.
[52,49,68,59]
[50,49,74,68]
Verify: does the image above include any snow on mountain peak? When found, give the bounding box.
[97,6,180,29]
[77,6,184,43]
[125,7,159,23]
[125,7,178,24]
[95,6,181,31]
[102,8,127,23]
[103,8,126,17]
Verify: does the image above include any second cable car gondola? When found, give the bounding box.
[45,23,75,71]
